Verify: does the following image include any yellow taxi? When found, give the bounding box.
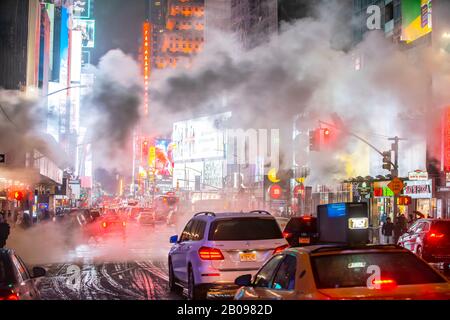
[234,244,450,300]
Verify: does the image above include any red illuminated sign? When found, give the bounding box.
[444,107,450,172]
[269,184,282,200]
[142,22,152,116]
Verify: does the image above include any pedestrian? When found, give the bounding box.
[393,217,402,244]
[382,217,395,244]
[0,214,10,248]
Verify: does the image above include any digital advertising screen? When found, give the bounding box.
[401,0,432,43]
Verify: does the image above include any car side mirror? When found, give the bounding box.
[235,274,252,287]
[32,266,46,278]
[170,235,178,244]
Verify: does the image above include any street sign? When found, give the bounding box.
[0,154,5,163]
[387,177,404,195]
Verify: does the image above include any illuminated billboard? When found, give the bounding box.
[401,0,432,43]
[149,139,175,177]
[71,30,82,82]
[59,7,70,87]
[73,19,95,48]
[172,112,231,162]
[142,22,152,116]
[73,0,92,19]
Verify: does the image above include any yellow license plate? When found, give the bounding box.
[299,237,310,244]
[239,253,257,262]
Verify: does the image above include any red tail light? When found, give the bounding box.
[273,244,289,255]
[372,278,397,290]
[198,247,224,260]
[101,222,107,228]
[282,232,292,239]
[429,232,445,239]
[302,216,312,221]
[0,292,19,300]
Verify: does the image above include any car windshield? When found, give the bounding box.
[311,251,446,289]
[208,218,282,241]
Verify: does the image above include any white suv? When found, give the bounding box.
[168,211,289,300]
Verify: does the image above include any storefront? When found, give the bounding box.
[403,179,436,218]
[372,181,396,226]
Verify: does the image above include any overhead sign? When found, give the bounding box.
[387,177,404,195]
[408,170,428,181]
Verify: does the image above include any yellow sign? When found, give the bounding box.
[387,177,404,195]
[295,177,305,184]
[148,146,156,167]
[268,168,280,183]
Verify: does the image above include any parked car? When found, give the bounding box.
[0,248,46,300]
[398,219,450,272]
[168,210,288,300]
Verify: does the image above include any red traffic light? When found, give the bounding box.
[14,191,24,201]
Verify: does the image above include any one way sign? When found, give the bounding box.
[0,154,5,163]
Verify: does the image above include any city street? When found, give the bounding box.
[36,223,181,300]
[2,0,450,304]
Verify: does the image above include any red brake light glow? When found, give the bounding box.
[273,244,289,255]
[302,216,312,221]
[0,292,19,300]
[429,233,444,239]
[282,232,292,238]
[372,278,397,290]
[198,247,224,260]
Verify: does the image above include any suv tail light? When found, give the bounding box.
[273,244,289,255]
[198,247,224,260]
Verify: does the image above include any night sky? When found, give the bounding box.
[92,0,146,64]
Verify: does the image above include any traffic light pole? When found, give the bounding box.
[389,136,406,218]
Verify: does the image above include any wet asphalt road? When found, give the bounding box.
[36,222,184,300]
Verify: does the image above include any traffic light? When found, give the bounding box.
[309,129,320,151]
[397,196,412,206]
[14,191,24,201]
[382,151,392,171]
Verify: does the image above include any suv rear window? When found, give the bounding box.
[208,218,282,241]
[312,252,446,289]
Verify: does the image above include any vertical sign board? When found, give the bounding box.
[444,107,450,172]
[142,22,152,116]
[317,202,369,244]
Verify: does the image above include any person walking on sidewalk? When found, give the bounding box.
[382,217,395,244]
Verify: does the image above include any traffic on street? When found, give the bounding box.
[2,0,450,306]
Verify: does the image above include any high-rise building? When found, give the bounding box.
[157,0,205,68]
[230,0,278,49]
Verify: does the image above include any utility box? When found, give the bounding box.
[317,202,369,245]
